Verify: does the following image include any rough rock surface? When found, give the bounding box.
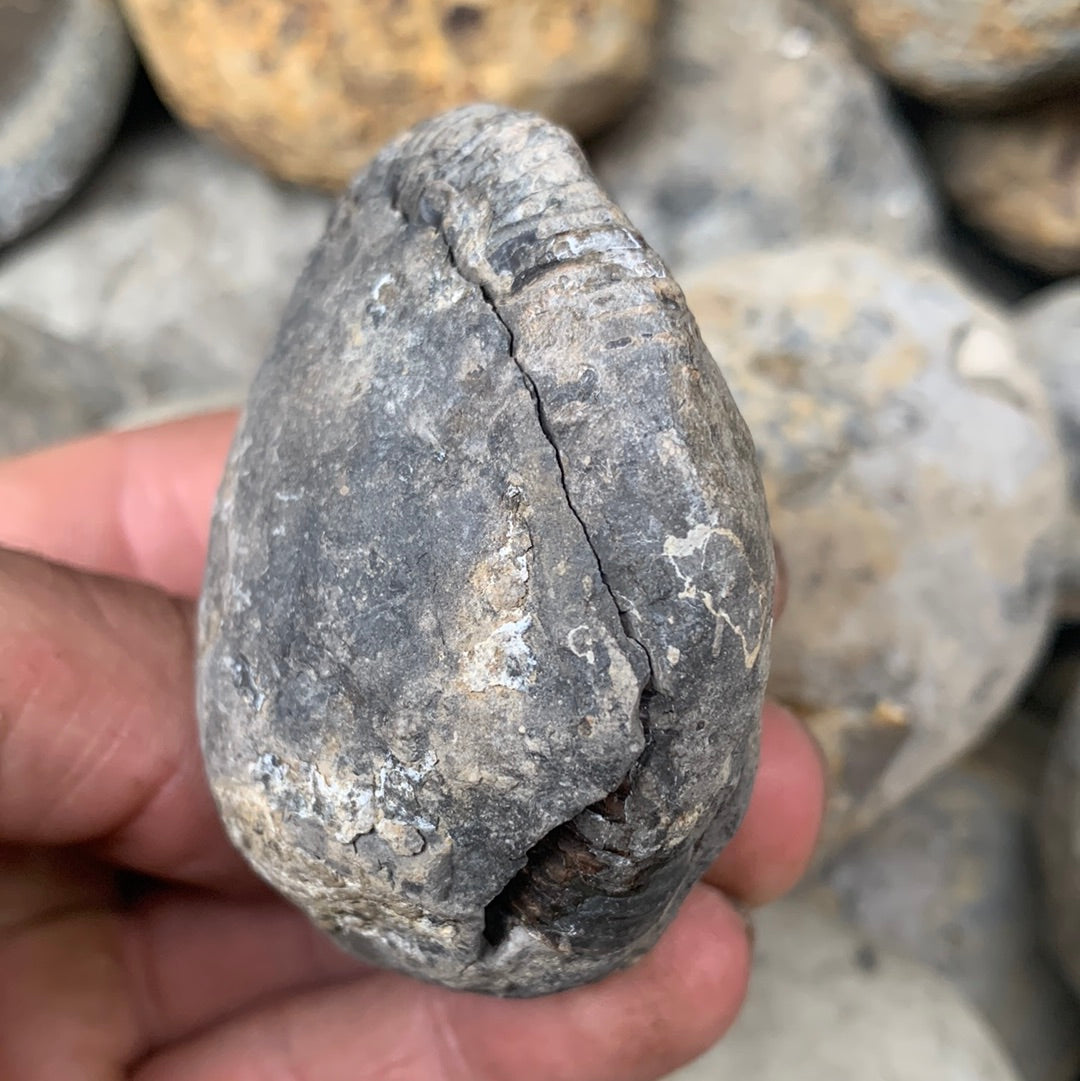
[197,106,774,996]
[118,0,658,189]
[0,310,136,457]
[1039,689,1080,999]
[806,714,1080,1081]
[823,0,1080,107]
[683,240,1066,855]
[591,0,936,274]
[1016,281,1080,618]
[666,900,1021,1081]
[0,0,134,247]
[928,103,1080,277]
[0,124,330,409]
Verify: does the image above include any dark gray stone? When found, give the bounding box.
[0,0,135,247]
[1039,688,1080,1000]
[0,309,135,456]
[196,105,774,997]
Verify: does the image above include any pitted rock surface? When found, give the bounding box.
[119,0,658,189]
[197,105,773,996]
[683,240,1066,855]
[0,0,134,246]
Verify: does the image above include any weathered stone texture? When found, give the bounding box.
[119,0,658,188]
[197,106,773,996]
[684,240,1066,854]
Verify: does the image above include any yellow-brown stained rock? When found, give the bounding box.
[823,0,1080,107]
[118,0,658,188]
[929,102,1080,277]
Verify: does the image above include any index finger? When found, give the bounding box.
[0,411,237,599]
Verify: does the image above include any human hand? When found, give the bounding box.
[0,412,824,1081]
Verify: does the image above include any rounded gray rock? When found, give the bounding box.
[0,309,136,456]
[1039,689,1080,999]
[1016,281,1080,618]
[0,124,331,411]
[823,0,1080,107]
[197,105,774,997]
[807,714,1080,1081]
[0,0,135,247]
[590,0,937,274]
[668,900,1021,1081]
[683,240,1066,855]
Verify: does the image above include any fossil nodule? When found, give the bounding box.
[197,105,773,996]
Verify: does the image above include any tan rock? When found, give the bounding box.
[929,102,1080,277]
[823,0,1080,107]
[118,0,658,189]
[683,240,1066,855]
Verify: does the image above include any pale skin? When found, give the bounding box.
[0,411,824,1081]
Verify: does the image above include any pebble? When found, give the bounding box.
[806,713,1080,1081]
[196,105,773,996]
[0,0,135,247]
[591,0,937,273]
[928,102,1080,277]
[1038,686,1080,1000]
[1015,280,1080,617]
[0,122,331,411]
[822,0,1080,107]
[118,0,659,189]
[0,310,136,456]
[683,240,1066,854]
[666,899,1021,1081]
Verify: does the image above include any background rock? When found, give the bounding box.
[0,0,135,246]
[0,122,330,410]
[0,310,137,456]
[822,0,1080,107]
[1039,688,1080,999]
[805,713,1080,1081]
[666,899,1020,1081]
[118,0,658,189]
[928,102,1080,277]
[1015,280,1080,618]
[590,0,936,273]
[683,240,1066,854]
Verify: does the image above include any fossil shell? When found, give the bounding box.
[197,105,773,996]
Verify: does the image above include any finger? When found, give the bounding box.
[0,411,236,599]
[704,700,825,905]
[0,548,259,894]
[133,885,750,1081]
[121,891,369,1051]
